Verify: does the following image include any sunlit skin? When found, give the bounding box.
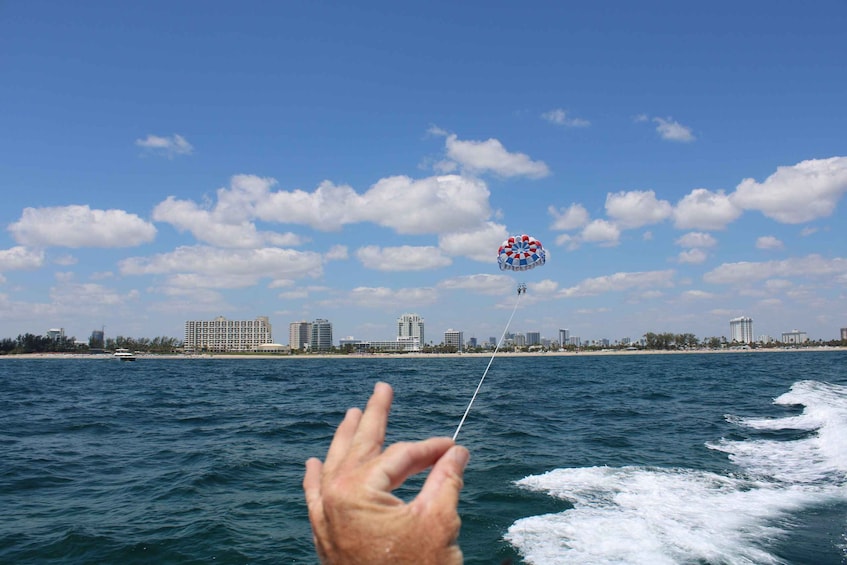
[303,382,469,564]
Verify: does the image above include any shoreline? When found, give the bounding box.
[2,346,845,360]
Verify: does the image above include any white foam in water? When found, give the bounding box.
[506,380,847,564]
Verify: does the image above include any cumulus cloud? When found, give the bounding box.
[135,133,194,157]
[653,117,696,142]
[673,189,741,230]
[438,133,550,178]
[0,246,45,271]
[154,173,493,238]
[438,273,514,295]
[356,245,451,271]
[675,232,718,248]
[119,245,324,282]
[558,269,676,298]
[605,190,672,229]
[9,205,157,248]
[731,157,847,223]
[348,286,439,309]
[438,222,509,262]
[703,254,847,285]
[542,108,590,128]
[677,248,708,264]
[549,203,590,231]
[756,236,784,250]
[324,245,349,261]
[581,219,620,246]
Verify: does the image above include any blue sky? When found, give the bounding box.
[1,1,846,345]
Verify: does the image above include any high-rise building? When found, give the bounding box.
[184,316,272,353]
[397,313,425,346]
[444,329,463,352]
[89,329,105,349]
[558,329,570,347]
[729,316,754,343]
[526,331,541,346]
[310,318,333,351]
[841,327,847,341]
[289,321,311,350]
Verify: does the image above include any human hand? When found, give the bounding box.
[303,381,469,564]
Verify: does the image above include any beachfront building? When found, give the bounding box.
[558,329,570,348]
[289,321,311,350]
[184,316,272,353]
[526,331,541,346]
[444,329,463,352]
[397,313,425,346]
[730,316,754,344]
[781,329,808,344]
[841,327,847,341]
[47,328,65,341]
[310,318,333,351]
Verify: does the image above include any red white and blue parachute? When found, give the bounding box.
[497,234,546,272]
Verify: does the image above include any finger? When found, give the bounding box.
[302,457,324,516]
[323,407,362,473]
[374,437,455,492]
[350,382,393,458]
[415,445,469,513]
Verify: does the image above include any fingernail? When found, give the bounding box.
[453,446,470,469]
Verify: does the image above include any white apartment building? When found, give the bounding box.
[398,313,425,346]
[289,321,311,350]
[730,316,754,343]
[184,316,272,353]
[444,329,463,352]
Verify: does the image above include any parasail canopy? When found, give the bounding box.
[497,234,546,272]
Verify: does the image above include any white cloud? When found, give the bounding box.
[653,117,696,142]
[441,133,550,178]
[703,254,847,285]
[356,245,451,271]
[581,219,620,246]
[439,222,509,263]
[541,108,590,128]
[324,245,349,261]
[681,289,716,300]
[673,189,742,230]
[136,133,194,157]
[549,204,590,231]
[731,157,847,223]
[677,248,708,264]
[9,205,157,248]
[119,245,324,282]
[755,236,784,250]
[675,232,717,248]
[605,190,672,229]
[0,246,45,271]
[438,273,514,295]
[559,269,676,297]
[155,173,493,238]
[259,175,492,235]
[347,286,439,309]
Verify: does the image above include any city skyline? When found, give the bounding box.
[1,3,846,343]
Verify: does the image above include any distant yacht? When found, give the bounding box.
[114,348,137,361]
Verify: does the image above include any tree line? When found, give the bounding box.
[0,333,183,355]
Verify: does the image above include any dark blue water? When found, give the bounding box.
[1,351,845,564]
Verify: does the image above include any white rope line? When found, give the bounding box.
[452,289,523,441]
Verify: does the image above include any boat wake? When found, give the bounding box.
[505,380,847,564]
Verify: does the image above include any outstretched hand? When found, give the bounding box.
[303,381,469,564]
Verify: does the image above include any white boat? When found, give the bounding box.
[114,348,137,361]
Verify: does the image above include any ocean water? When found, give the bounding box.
[1,351,845,564]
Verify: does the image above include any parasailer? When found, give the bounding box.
[453,233,547,441]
